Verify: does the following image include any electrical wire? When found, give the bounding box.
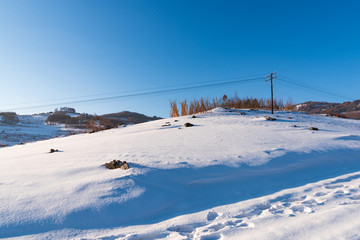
[4,73,353,112]
[277,77,354,101]
[0,74,267,109]
[7,77,264,111]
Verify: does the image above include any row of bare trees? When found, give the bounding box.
[170,94,294,117]
[46,112,121,132]
[0,112,19,125]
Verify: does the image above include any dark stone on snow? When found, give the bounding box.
[309,127,319,131]
[192,115,197,118]
[265,116,276,121]
[104,160,130,170]
[184,122,194,127]
[50,149,58,153]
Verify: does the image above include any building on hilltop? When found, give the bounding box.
[54,107,76,113]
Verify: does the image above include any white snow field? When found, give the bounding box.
[1,108,360,239]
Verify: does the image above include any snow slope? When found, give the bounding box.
[1,108,360,239]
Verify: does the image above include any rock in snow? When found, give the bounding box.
[49,148,58,153]
[265,116,277,121]
[184,122,194,127]
[104,160,130,170]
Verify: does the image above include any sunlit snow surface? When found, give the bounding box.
[1,108,360,239]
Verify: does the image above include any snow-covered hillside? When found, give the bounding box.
[0,114,79,147]
[1,108,360,239]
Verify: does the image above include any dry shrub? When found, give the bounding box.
[170,93,288,116]
[212,98,220,109]
[188,100,195,115]
[283,98,295,111]
[170,100,179,118]
[199,98,206,112]
[180,100,188,116]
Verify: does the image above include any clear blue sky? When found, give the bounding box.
[0,0,359,117]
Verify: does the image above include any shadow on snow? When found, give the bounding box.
[3,148,360,238]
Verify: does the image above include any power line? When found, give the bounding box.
[7,77,264,111]
[277,77,355,101]
[0,74,267,109]
[276,81,340,101]
[5,73,352,112]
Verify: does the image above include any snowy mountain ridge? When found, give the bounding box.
[1,108,360,239]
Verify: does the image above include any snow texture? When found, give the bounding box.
[1,108,360,239]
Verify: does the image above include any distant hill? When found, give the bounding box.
[46,109,162,131]
[0,109,162,147]
[101,111,162,124]
[295,99,360,119]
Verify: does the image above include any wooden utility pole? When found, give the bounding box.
[265,72,276,114]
